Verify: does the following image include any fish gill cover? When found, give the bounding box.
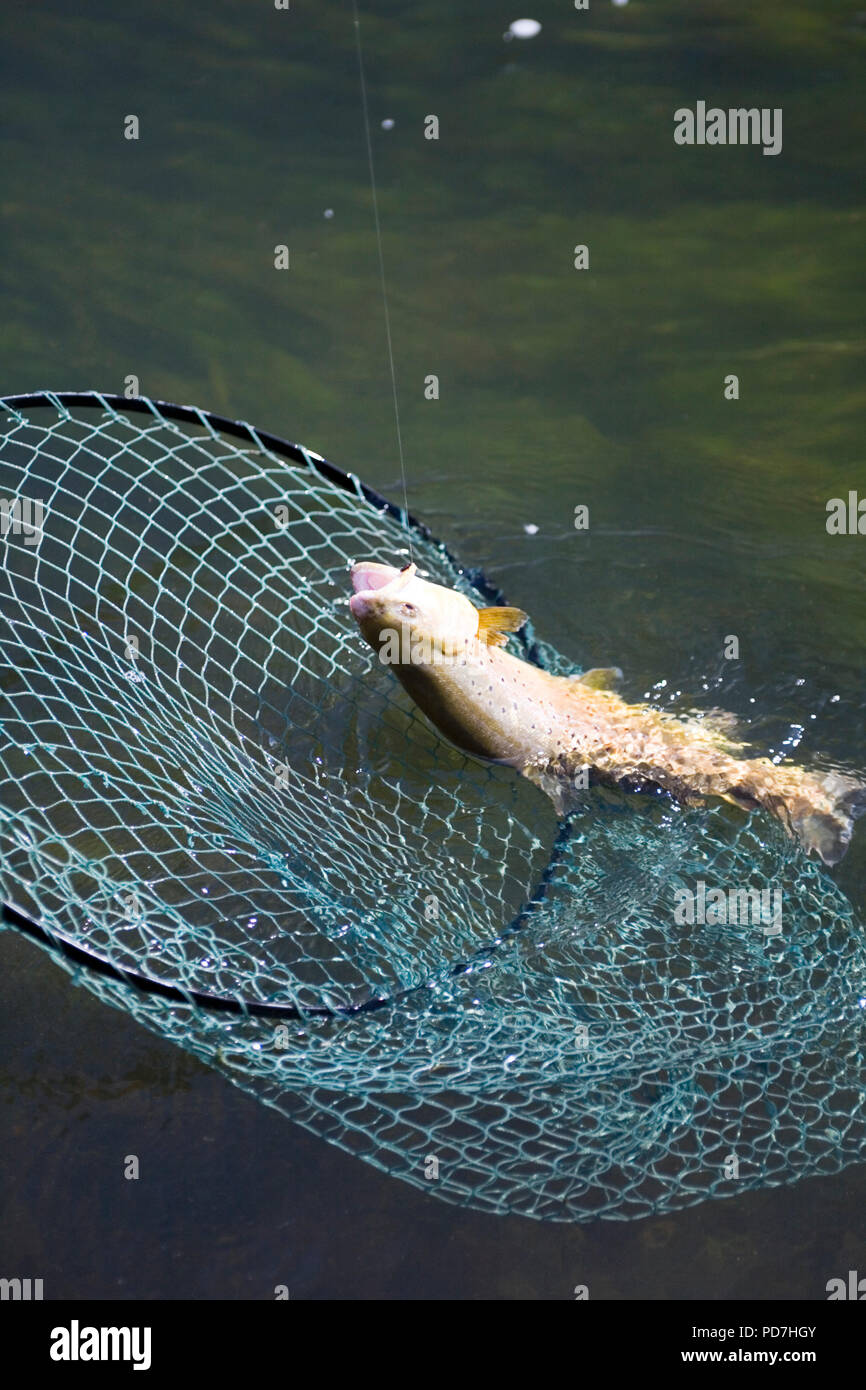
[0,393,864,1221]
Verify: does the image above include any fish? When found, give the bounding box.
[348,561,866,865]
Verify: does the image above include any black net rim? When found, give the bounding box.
[0,389,559,1020]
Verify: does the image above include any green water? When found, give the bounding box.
[1,0,865,1297]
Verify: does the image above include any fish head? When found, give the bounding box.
[349,561,480,663]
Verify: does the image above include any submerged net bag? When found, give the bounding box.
[1,390,864,1221]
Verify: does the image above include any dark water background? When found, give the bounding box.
[1,0,865,1297]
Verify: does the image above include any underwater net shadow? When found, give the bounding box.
[1,391,864,1222]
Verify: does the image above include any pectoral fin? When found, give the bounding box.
[476,607,529,647]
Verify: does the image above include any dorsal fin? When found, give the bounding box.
[572,666,623,691]
[679,706,746,748]
[476,606,528,647]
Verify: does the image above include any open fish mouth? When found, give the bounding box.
[349,561,415,617]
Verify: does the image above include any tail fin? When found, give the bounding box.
[789,773,866,866]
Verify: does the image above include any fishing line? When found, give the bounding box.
[351,0,413,559]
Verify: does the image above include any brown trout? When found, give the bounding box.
[349,561,865,865]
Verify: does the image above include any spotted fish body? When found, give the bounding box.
[349,562,865,865]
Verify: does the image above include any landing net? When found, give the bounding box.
[1,391,863,1220]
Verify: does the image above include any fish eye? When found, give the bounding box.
[400,602,417,616]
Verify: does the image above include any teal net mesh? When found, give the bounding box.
[1,391,864,1221]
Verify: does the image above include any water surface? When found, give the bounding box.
[1,0,865,1297]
